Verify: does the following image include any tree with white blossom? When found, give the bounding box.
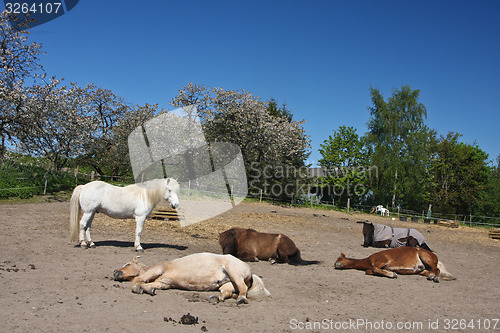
[0,12,45,159]
[171,83,310,198]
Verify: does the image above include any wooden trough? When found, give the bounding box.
[149,206,185,221]
[437,220,460,228]
[489,229,500,240]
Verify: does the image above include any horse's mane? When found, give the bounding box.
[128,179,171,206]
[363,222,375,246]
[218,229,237,255]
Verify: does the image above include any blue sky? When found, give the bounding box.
[16,0,500,166]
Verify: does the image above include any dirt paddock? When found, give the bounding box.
[0,200,499,332]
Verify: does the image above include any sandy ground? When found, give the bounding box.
[0,200,499,332]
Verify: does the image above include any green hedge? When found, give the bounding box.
[0,161,81,199]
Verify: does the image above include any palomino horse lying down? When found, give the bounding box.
[361,222,433,252]
[218,227,319,265]
[113,253,271,304]
[334,247,455,282]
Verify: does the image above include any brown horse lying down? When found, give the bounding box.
[334,247,455,282]
[219,227,319,265]
[113,253,270,304]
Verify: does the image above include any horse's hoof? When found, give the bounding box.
[89,242,96,248]
[427,274,435,281]
[145,288,156,296]
[433,277,440,283]
[269,259,276,265]
[392,272,398,279]
[208,295,220,304]
[80,242,88,249]
[236,296,247,305]
[135,248,144,253]
[113,270,124,281]
[132,285,143,294]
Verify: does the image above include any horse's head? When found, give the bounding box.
[164,178,180,209]
[333,253,347,269]
[362,222,374,247]
[113,256,148,281]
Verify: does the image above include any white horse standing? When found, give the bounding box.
[375,205,390,217]
[70,178,180,252]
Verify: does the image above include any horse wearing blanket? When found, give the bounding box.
[113,253,271,304]
[70,178,180,251]
[362,222,432,252]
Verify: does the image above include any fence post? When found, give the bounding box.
[259,189,263,203]
[347,198,350,214]
[43,171,49,195]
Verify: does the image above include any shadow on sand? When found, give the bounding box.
[94,240,188,251]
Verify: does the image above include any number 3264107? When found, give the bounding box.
[5,2,63,14]
[443,318,499,330]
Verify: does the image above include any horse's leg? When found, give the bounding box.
[371,267,398,278]
[134,215,147,252]
[217,282,236,302]
[373,241,390,248]
[79,212,95,248]
[237,251,259,262]
[135,280,172,296]
[419,251,440,282]
[131,264,165,294]
[224,268,250,304]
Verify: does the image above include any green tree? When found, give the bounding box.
[365,85,432,209]
[429,132,490,215]
[318,126,369,205]
[482,155,500,218]
[267,98,292,122]
[319,126,366,168]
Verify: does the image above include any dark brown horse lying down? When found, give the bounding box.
[219,227,319,265]
[334,247,455,282]
[113,253,271,304]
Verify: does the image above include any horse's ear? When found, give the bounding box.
[340,253,345,258]
[166,178,170,185]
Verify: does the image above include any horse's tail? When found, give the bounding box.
[218,229,237,255]
[288,249,321,266]
[246,274,271,300]
[69,185,83,243]
[437,261,456,281]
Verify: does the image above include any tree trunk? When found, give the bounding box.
[392,169,398,207]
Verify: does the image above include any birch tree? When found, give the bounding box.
[366,85,432,208]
